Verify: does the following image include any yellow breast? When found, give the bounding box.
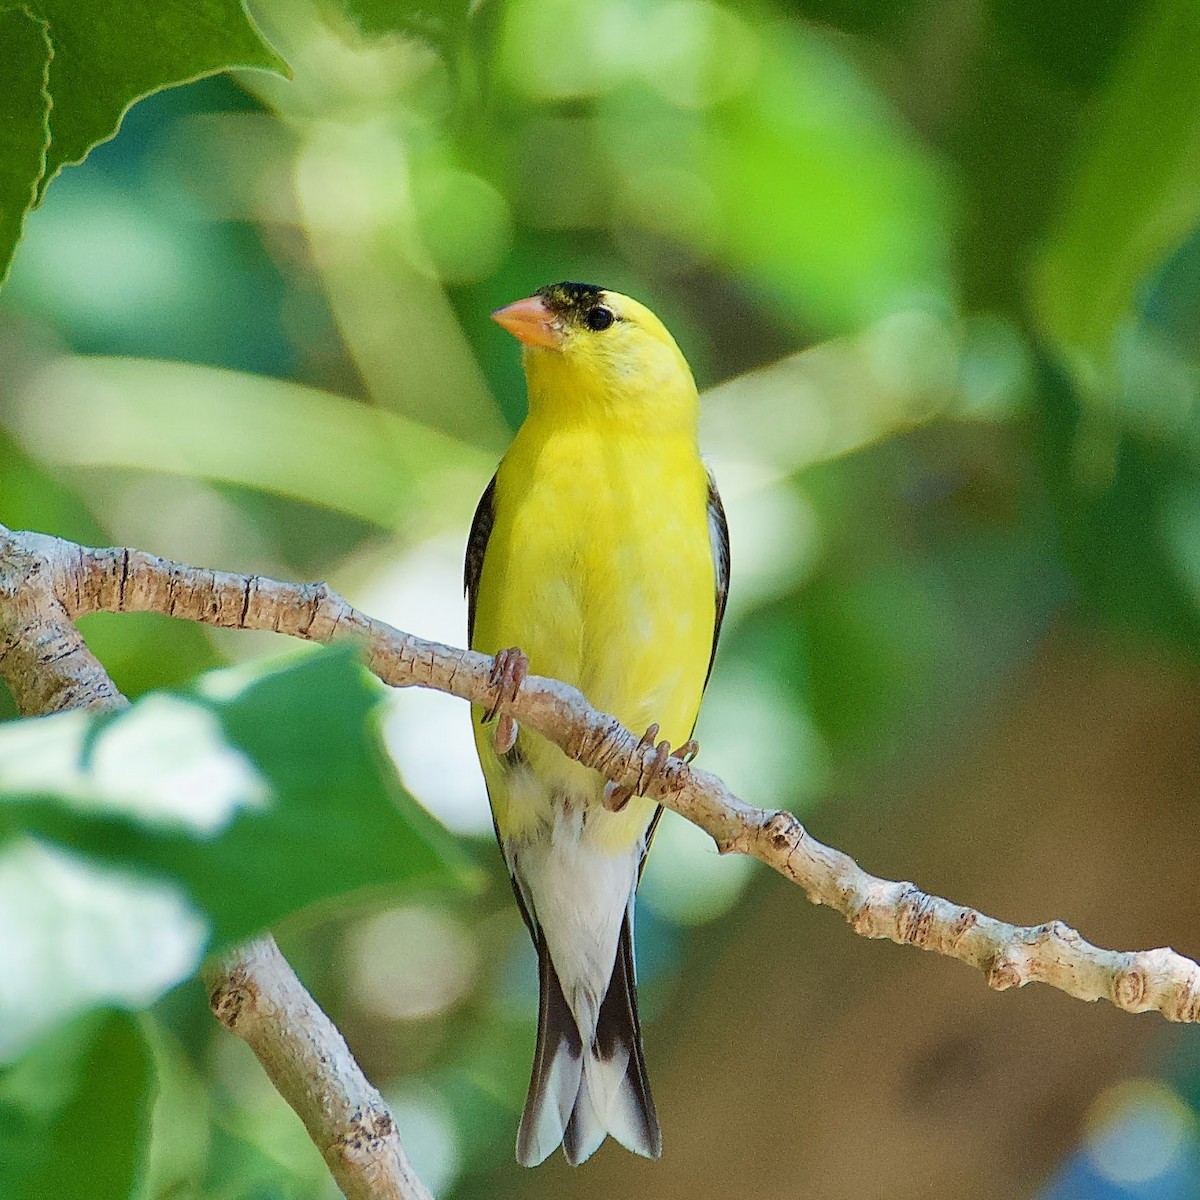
[471,416,715,846]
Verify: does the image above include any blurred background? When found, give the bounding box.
[3,0,1200,1195]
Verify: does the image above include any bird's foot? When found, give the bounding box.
[484,646,529,755]
[674,738,700,765]
[603,724,660,812]
[603,724,697,813]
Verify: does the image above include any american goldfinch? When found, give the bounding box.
[466,282,729,1166]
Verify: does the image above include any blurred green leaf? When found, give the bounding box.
[765,0,910,43]
[700,311,966,475]
[201,1117,327,1199]
[4,649,473,929]
[0,1010,155,1200]
[1035,0,1200,388]
[76,611,224,701]
[9,356,493,529]
[0,428,104,544]
[990,0,1151,90]
[0,650,476,1058]
[0,436,226,703]
[335,0,471,42]
[1037,360,1200,650]
[493,0,951,333]
[0,7,51,287]
[776,424,1066,762]
[0,837,206,1063]
[702,24,954,333]
[290,127,510,449]
[143,1022,211,1200]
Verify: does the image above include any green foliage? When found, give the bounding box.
[0,9,51,287]
[1035,0,1200,389]
[0,0,285,283]
[0,1011,155,1200]
[0,429,102,546]
[702,25,952,333]
[1037,360,1200,646]
[29,0,286,197]
[2,0,1200,1195]
[10,356,493,527]
[0,649,472,1060]
[335,0,472,43]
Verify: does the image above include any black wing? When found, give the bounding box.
[464,473,496,646]
[704,467,730,689]
[466,473,540,935]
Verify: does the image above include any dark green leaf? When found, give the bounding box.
[990,0,1150,90]
[141,1022,211,1200]
[0,429,105,545]
[0,6,51,286]
[76,611,224,700]
[28,0,287,201]
[0,0,287,286]
[0,1010,155,1200]
[1034,0,1200,386]
[1036,358,1200,650]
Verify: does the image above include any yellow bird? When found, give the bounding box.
[466,282,729,1166]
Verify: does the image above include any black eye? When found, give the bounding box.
[584,305,615,332]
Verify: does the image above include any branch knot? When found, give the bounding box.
[1113,960,1148,1012]
[895,884,937,948]
[210,967,258,1030]
[337,1105,398,1154]
[985,953,1024,992]
[763,809,802,852]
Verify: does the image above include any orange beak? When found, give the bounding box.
[491,295,565,350]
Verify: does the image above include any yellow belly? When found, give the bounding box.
[471,421,715,848]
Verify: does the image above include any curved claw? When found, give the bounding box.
[602,778,631,812]
[674,739,699,766]
[602,725,692,812]
[484,646,528,722]
[493,714,518,756]
[484,646,529,754]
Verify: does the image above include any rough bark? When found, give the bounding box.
[206,938,433,1200]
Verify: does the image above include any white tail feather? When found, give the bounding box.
[518,974,661,1165]
[517,1035,582,1167]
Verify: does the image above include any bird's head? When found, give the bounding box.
[491,282,697,428]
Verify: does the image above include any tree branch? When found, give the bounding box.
[0,526,433,1200]
[7,523,1200,1029]
[206,937,433,1200]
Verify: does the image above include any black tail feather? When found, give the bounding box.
[517,932,583,1167]
[591,910,661,1158]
